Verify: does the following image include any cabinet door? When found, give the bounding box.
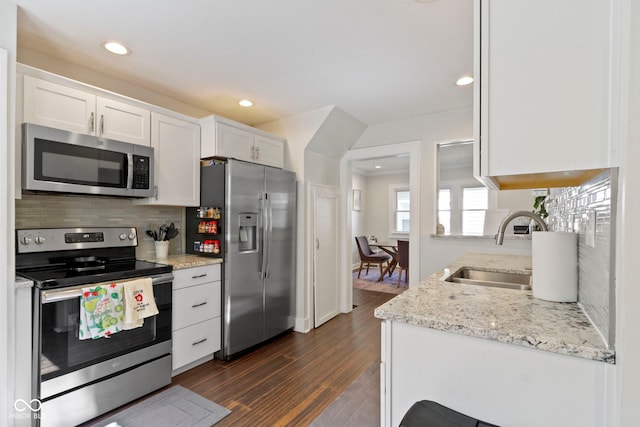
[144,112,200,206]
[477,0,613,177]
[216,122,255,162]
[254,134,284,168]
[23,75,96,135]
[96,97,150,146]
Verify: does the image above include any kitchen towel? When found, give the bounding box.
[123,278,158,329]
[79,283,124,340]
[532,231,578,302]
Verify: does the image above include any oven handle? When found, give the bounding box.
[41,273,174,303]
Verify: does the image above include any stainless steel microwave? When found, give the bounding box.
[22,123,154,198]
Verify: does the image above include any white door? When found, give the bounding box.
[96,97,150,146]
[313,185,341,327]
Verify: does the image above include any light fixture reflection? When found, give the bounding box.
[102,41,130,55]
[239,99,254,107]
[456,76,474,86]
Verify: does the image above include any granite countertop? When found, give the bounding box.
[374,253,615,364]
[144,254,222,270]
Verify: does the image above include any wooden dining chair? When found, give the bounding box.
[396,239,409,287]
[355,236,390,278]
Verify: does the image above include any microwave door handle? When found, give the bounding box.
[126,153,134,190]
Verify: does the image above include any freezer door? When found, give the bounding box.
[264,167,296,340]
[224,160,265,356]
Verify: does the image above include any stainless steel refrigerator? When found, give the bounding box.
[198,159,296,359]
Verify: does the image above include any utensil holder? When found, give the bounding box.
[154,241,169,260]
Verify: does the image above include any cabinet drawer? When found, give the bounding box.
[172,318,220,370]
[173,264,220,290]
[173,282,221,330]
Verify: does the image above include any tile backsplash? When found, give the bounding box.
[547,169,617,348]
[15,194,184,260]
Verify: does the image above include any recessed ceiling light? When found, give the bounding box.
[102,41,130,56]
[239,99,254,107]
[456,76,474,86]
[374,165,382,169]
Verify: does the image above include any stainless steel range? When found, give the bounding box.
[15,227,173,427]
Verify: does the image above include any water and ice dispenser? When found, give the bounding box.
[238,213,257,252]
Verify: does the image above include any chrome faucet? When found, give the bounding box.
[495,211,549,245]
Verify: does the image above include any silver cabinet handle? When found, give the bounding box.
[255,146,260,159]
[100,114,105,135]
[191,273,207,279]
[89,112,95,133]
[192,338,208,346]
[191,301,208,308]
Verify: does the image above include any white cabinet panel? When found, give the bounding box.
[137,112,200,206]
[171,264,222,372]
[201,115,285,169]
[172,264,221,290]
[172,318,220,370]
[215,122,255,162]
[474,0,616,187]
[385,321,611,427]
[173,282,221,330]
[23,75,95,135]
[254,134,284,168]
[96,97,150,146]
[23,75,151,146]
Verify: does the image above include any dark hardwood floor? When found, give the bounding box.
[172,288,394,426]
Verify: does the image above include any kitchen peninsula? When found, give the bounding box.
[376,253,614,427]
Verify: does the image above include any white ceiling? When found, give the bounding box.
[15,0,474,127]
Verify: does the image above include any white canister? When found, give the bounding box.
[154,240,169,260]
[532,231,578,302]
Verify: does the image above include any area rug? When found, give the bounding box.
[90,385,231,427]
[310,359,380,426]
[353,268,407,295]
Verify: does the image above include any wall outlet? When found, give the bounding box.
[531,188,548,197]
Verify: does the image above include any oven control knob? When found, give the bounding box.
[128,232,136,240]
[20,236,32,245]
[34,236,45,244]
[119,233,127,240]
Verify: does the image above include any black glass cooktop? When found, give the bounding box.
[18,259,172,289]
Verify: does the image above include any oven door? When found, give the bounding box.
[33,273,172,401]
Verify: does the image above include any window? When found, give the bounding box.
[438,188,451,235]
[462,186,489,235]
[394,189,410,233]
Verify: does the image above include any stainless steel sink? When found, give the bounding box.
[445,267,532,290]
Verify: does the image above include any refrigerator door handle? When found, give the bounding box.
[265,195,273,279]
[261,193,269,279]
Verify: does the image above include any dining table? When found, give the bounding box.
[369,242,399,282]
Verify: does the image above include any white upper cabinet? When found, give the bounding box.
[201,115,285,169]
[95,96,150,146]
[135,112,200,206]
[23,75,151,146]
[474,0,617,189]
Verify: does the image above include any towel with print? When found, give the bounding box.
[123,278,158,330]
[79,283,124,340]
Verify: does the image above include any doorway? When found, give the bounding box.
[340,142,421,312]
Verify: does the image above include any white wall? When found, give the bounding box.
[351,106,530,277]
[1,2,17,425]
[351,173,367,265]
[617,0,640,423]
[363,173,409,241]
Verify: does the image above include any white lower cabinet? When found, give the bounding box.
[171,264,221,373]
[382,321,613,427]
